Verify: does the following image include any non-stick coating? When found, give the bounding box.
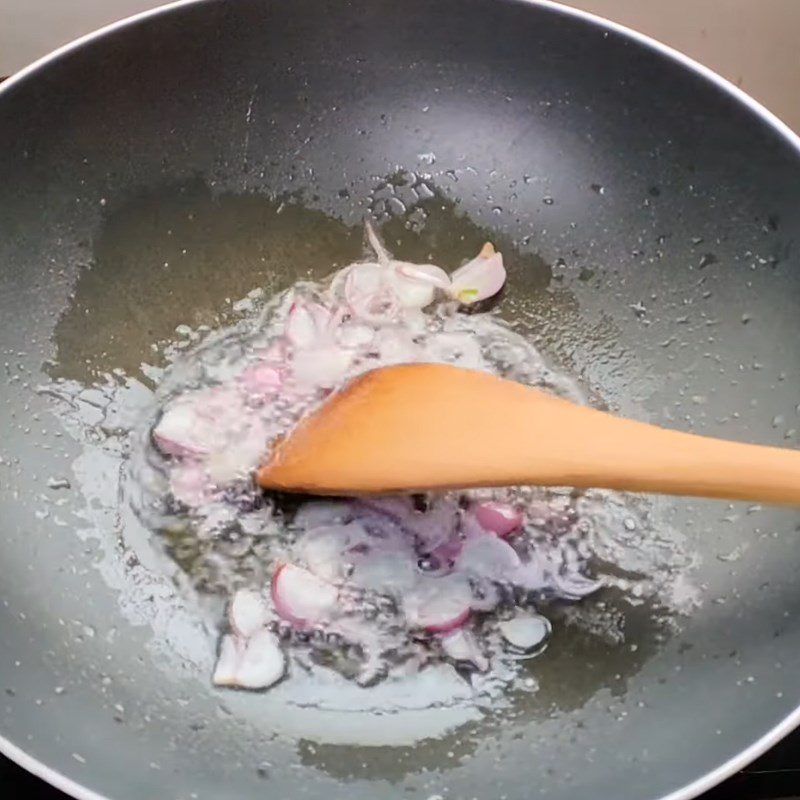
[1,1,800,799]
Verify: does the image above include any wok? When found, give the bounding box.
[1,1,799,799]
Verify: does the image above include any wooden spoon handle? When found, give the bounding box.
[259,363,800,504]
[515,394,800,506]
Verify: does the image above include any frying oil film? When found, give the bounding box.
[45,220,695,716]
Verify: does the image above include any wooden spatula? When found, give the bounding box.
[257,363,800,504]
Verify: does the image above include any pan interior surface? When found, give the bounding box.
[1,1,799,799]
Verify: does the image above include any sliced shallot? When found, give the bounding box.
[229,589,270,638]
[498,613,551,655]
[402,497,459,551]
[292,344,353,388]
[395,262,451,291]
[285,302,318,348]
[404,575,472,633]
[204,418,269,484]
[213,631,286,690]
[371,326,420,364]
[307,301,333,334]
[390,270,436,310]
[349,550,418,595]
[153,402,208,457]
[336,322,375,349]
[272,563,339,628]
[552,569,603,600]
[473,501,523,538]
[154,386,248,459]
[456,534,521,581]
[237,363,282,399]
[211,634,240,686]
[234,630,287,688]
[169,461,213,508]
[467,579,503,612]
[153,392,227,457]
[426,537,465,573]
[293,522,370,582]
[344,263,400,324]
[344,262,384,301]
[448,242,506,305]
[392,259,451,310]
[440,627,489,672]
[507,559,548,592]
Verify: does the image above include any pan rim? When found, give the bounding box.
[1,1,799,799]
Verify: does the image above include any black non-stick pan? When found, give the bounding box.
[1,1,799,799]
